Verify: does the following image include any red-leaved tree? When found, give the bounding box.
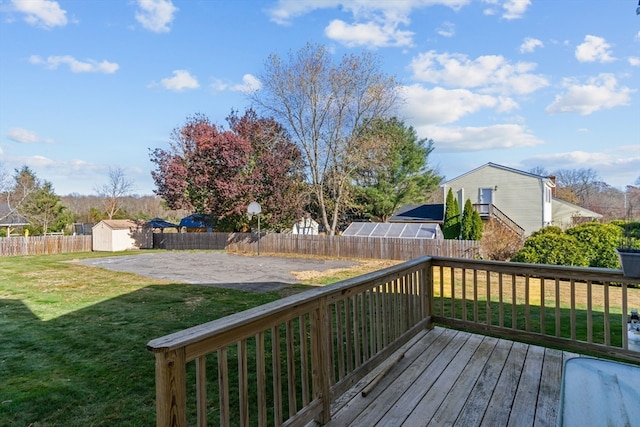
[150,110,305,231]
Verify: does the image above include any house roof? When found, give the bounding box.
[389,204,444,223]
[0,202,29,226]
[94,220,140,230]
[443,162,555,187]
[552,197,603,219]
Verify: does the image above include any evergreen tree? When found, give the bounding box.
[352,117,442,221]
[471,209,483,241]
[443,188,461,239]
[460,199,475,240]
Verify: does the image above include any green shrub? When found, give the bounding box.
[511,226,588,266]
[566,222,621,268]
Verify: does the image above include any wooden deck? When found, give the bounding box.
[322,326,578,427]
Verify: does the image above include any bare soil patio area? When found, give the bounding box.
[78,251,362,292]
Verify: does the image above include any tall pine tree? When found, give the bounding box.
[443,188,461,239]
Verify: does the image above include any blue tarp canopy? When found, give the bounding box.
[178,214,215,229]
[146,218,178,229]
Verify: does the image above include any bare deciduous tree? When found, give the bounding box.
[94,167,134,220]
[251,43,399,235]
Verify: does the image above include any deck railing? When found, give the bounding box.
[147,257,432,427]
[147,257,640,426]
[430,257,640,362]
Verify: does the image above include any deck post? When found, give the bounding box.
[155,348,187,427]
[311,298,332,424]
[422,259,433,324]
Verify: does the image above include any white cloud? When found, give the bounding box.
[520,37,543,53]
[267,0,469,47]
[230,74,262,93]
[400,85,511,124]
[629,57,640,67]
[545,74,633,115]
[135,0,178,33]
[11,0,67,29]
[502,0,530,20]
[29,55,119,73]
[160,70,199,91]
[481,0,530,19]
[7,128,53,144]
[575,35,615,63]
[409,50,548,95]
[417,123,542,152]
[267,1,470,25]
[324,19,413,48]
[436,21,455,38]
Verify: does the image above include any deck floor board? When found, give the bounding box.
[326,327,578,427]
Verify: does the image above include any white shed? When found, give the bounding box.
[92,220,151,252]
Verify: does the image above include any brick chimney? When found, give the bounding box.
[548,175,557,197]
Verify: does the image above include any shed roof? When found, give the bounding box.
[94,220,140,230]
[0,202,29,226]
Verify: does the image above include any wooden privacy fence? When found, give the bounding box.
[0,235,92,256]
[154,232,480,260]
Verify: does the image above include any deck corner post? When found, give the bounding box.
[422,259,433,324]
[311,297,332,424]
[154,348,187,427]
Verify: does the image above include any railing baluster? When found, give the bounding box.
[555,278,561,337]
[486,270,491,326]
[622,283,629,350]
[346,296,353,373]
[286,320,297,416]
[256,332,266,427]
[218,348,229,427]
[353,295,361,368]
[299,314,310,406]
[473,269,478,323]
[498,272,504,327]
[587,280,593,343]
[271,327,282,426]
[238,340,248,427]
[570,279,576,341]
[335,301,345,380]
[511,274,517,330]
[540,277,546,335]
[462,268,467,322]
[604,282,611,347]
[525,275,530,332]
[196,355,207,427]
[450,267,456,321]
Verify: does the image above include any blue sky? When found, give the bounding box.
[0,0,638,196]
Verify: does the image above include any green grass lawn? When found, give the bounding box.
[0,251,290,426]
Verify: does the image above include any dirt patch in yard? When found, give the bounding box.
[77,251,396,293]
